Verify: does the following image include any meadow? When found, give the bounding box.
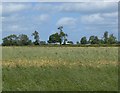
[2,47,118,91]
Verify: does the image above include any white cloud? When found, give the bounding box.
[3,24,29,32]
[2,0,40,2]
[4,25,20,32]
[102,12,118,18]
[81,14,104,24]
[57,17,77,26]
[32,14,50,25]
[32,2,118,14]
[10,25,19,29]
[81,12,118,25]
[37,14,50,22]
[3,3,31,14]
[34,4,54,12]
[103,0,119,2]
[0,3,2,39]
[59,2,117,13]
[2,0,119,2]
[0,3,2,15]
[2,2,118,16]
[2,14,27,27]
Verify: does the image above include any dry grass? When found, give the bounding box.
[2,47,118,91]
[2,59,117,68]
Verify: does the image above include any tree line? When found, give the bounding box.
[2,26,119,46]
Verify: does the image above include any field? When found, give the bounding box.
[2,47,118,91]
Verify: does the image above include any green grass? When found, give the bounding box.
[2,47,118,91]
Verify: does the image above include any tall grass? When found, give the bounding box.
[2,47,118,91]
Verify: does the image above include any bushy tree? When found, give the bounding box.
[89,36,99,44]
[40,41,46,45]
[76,41,79,45]
[2,34,32,46]
[2,34,18,46]
[108,34,116,44]
[67,41,73,44]
[48,33,61,44]
[48,26,68,45]
[89,36,95,44]
[18,34,32,46]
[94,36,99,44]
[80,37,87,44]
[99,39,104,44]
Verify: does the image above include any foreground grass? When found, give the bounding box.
[2,47,118,91]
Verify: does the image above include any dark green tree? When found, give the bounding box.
[89,36,99,44]
[108,34,116,44]
[40,41,46,45]
[103,31,109,44]
[32,31,40,45]
[67,41,73,44]
[76,41,79,45]
[99,39,104,44]
[47,33,61,44]
[18,34,32,46]
[48,26,68,45]
[94,36,99,44]
[80,37,87,44]
[2,34,18,46]
[89,36,95,44]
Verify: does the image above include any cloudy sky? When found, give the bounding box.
[1,2,118,43]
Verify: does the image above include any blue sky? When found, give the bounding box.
[1,2,118,43]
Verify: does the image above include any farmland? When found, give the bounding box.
[2,47,118,91]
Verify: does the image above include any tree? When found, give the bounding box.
[48,26,68,45]
[47,33,61,44]
[118,41,120,44]
[67,41,73,44]
[89,36,99,44]
[18,34,32,46]
[2,34,32,46]
[76,41,79,45]
[80,37,87,44]
[2,34,18,46]
[58,26,68,45]
[99,39,104,44]
[103,31,109,44]
[32,31,40,45]
[108,34,116,44]
[40,41,46,45]
[94,36,99,44]
[89,36,95,44]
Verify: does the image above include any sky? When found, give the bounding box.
[1,2,118,43]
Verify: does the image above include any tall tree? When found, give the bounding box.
[89,36,95,44]
[80,37,87,44]
[108,34,116,44]
[94,36,99,44]
[48,26,68,45]
[58,26,68,45]
[103,31,109,44]
[32,31,40,45]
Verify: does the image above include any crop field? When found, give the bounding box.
[2,47,118,91]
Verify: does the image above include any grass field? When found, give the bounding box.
[2,47,118,91]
